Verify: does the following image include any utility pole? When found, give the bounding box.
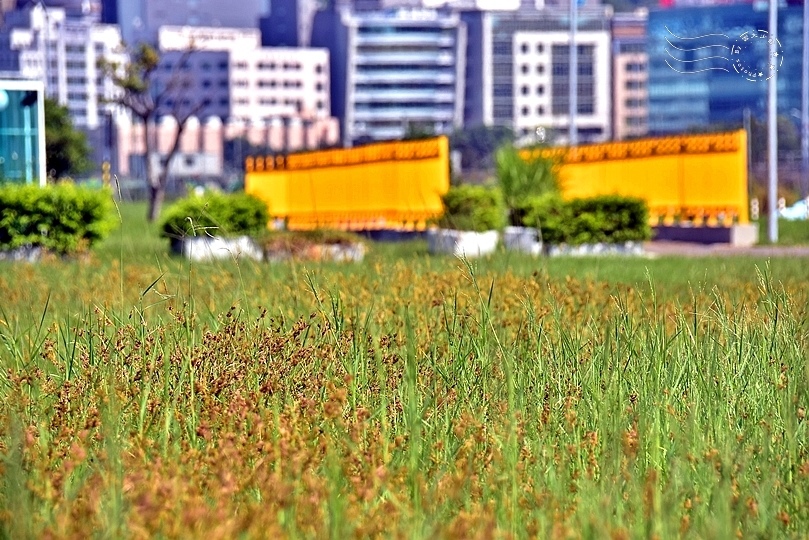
[569,0,578,146]
[744,106,752,194]
[767,0,778,243]
[38,1,52,98]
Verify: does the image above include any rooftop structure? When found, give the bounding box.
[116,0,266,45]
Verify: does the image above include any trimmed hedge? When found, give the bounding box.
[160,192,270,240]
[436,185,507,232]
[0,183,116,254]
[520,194,652,245]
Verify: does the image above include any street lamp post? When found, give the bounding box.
[767,0,778,243]
[569,0,578,146]
[37,1,52,98]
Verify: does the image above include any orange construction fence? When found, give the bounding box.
[245,136,450,230]
[524,129,749,225]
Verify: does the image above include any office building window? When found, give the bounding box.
[619,42,645,54]
[494,84,511,97]
[493,42,510,55]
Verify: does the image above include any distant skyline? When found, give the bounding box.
[2,0,806,169]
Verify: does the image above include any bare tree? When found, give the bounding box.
[101,43,206,222]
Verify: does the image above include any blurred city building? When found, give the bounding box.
[109,0,266,45]
[155,26,335,129]
[0,0,17,23]
[462,6,613,144]
[107,25,340,182]
[611,8,648,140]
[14,0,102,20]
[0,3,125,130]
[259,0,319,47]
[114,115,340,180]
[312,7,467,145]
[648,3,804,134]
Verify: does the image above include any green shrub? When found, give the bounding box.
[160,192,269,239]
[521,194,651,245]
[568,195,652,244]
[0,183,116,254]
[496,144,560,225]
[518,193,574,245]
[436,185,507,232]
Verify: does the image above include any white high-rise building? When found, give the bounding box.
[0,4,126,129]
[154,26,332,124]
[461,7,613,144]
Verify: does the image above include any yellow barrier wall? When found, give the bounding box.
[245,137,450,230]
[524,130,749,225]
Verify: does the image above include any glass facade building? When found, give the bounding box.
[648,3,804,134]
[312,7,466,145]
[0,79,46,185]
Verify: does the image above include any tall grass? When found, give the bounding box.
[0,202,808,537]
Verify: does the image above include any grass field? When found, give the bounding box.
[755,218,809,246]
[1,202,808,538]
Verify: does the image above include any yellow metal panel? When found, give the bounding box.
[245,136,450,230]
[547,130,748,225]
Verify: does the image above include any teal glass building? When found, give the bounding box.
[0,79,46,185]
[648,3,804,134]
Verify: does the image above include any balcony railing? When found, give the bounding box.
[354,52,455,65]
[353,89,456,102]
[352,108,454,121]
[353,71,455,85]
[355,34,455,47]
